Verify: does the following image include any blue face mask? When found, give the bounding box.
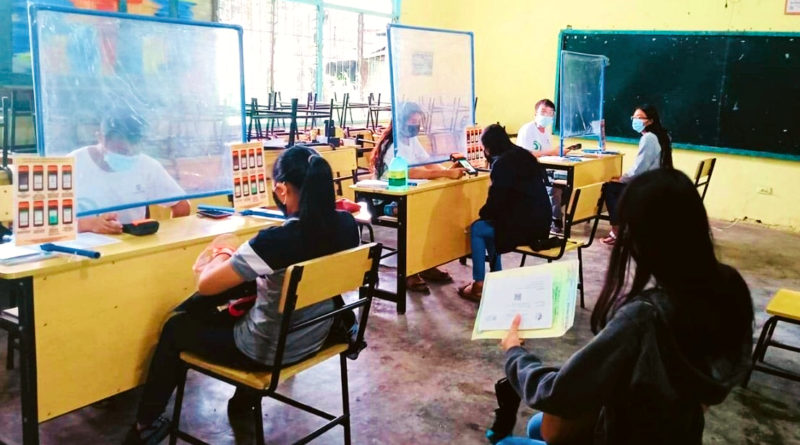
[535,115,553,128]
[105,151,140,172]
[632,118,647,133]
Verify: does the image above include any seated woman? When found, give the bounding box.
[123,146,360,445]
[602,104,672,244]
[370,103,465,293]
[457,124,551,302]
[491,169,753,445]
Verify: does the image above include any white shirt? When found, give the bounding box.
[69,146,186,223]
[379,137,431,179]
[517,120,553,153]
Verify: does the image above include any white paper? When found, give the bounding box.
[478,273,553,331]
[355,179,388,189]
[0,243,42,260]
[56,232,120,249]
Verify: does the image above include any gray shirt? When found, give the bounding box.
[621,132,661,182]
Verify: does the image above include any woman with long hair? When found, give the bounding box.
[490,168,753,445]
[457,124,552,302]
[602,104,673,244]
[369,102,465,292]
[123,146,360,445]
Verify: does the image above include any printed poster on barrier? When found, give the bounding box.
[14,156,77,246]
[231,142,269,210]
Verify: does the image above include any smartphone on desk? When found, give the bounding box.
[197,209,232,219]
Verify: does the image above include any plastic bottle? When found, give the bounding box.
[386,155,408,190]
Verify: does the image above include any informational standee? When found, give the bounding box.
[230,142,269,210]
[472,260,579,340]
[557,51,609,152]
[387,25,475,166]
[14,156,77,246]
[30,5,244,217]
[465,125,486,167]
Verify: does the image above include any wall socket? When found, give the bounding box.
[757,186,773,195]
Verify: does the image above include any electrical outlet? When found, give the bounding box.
[757,186,773,195]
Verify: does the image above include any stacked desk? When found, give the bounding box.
[1,215,280,444]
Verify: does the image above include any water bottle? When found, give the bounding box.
[387,155,408,190]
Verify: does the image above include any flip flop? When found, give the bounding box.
[458,282,482,303]
[406,274,430,293]
[419,267,453,283]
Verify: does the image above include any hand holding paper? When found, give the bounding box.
[500,314,523,351]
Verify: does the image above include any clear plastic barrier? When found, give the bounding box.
[558,51,609,145]
[30,6,244,219]
[388,25,474,166]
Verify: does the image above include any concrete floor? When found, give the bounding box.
[1,219,799,444]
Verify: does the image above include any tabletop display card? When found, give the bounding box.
[472,260,579,340]
[13,156,77,246]
[231,142,270,211]
[465,125,487,168]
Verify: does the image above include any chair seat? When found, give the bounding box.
[766,289,800,320]
[180,343,349,390]
[515,240,583,259]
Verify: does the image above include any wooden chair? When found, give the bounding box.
[319,148,375,243]
[170,242,382,445]
[514,183,605,308]
[743,288,800,387]
[693,158,716,201]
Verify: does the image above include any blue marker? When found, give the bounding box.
[40,243,101,259]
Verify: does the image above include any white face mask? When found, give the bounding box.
[535,115,553,128]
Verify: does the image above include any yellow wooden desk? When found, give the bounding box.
[2,215,280,444]
[537,152,624,188]
[352,174,489,314]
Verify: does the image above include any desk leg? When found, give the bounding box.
[396,196,407,315]
[16,278,39,445]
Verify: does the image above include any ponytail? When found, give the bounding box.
[273,146,339,256]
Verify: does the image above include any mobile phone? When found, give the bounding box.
[456,158,478,174]
[197,209,232,219]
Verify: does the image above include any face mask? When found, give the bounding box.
[272,191,287,215]
[104,152,139,172]
[632,118,647,133]
[535,115,553,128]
[405,124,420,138]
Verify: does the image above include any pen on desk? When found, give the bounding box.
[40,243,101,259]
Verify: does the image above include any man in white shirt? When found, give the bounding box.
[71,113,190,234]
[516,99,566,233]
[516,99,560,157]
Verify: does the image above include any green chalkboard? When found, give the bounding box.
[559,30,800,161]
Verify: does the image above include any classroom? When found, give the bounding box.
[1,0,799,444]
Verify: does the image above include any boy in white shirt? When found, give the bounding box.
[516,99,566,233]
[71,113,190,233]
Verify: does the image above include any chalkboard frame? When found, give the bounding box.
[556,29,800,162]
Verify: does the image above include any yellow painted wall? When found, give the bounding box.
[401,0,800,231]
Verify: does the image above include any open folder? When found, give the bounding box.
[471,260,579,340]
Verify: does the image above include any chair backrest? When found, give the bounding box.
[279,242,380,312]
[572,182,604,224]
[267,242,381,389]
[320,147,357,200]
[694,158,716,201]
[567,182,606,248]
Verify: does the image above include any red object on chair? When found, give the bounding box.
[335,198,362,213]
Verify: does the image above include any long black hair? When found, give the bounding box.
[481,123,546,179]
[371,102,424,178]
[637,104,673,169]
[273,145,338,256]
[591,169,752,358]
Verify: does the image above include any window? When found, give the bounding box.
[216,0,397,108]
